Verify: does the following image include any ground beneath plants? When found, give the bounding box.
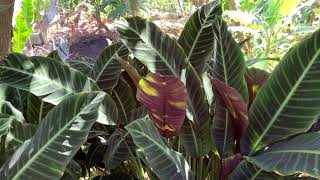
[27,10,188,61]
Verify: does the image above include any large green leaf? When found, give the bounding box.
[0,53,116,125]
[125,117,193,180]
[228,161,285,180]
[241,29,320,155]
[111,78,136,124]
[178,0,222,74]
[210,16,248,158]
[116,16,211,157]
[90,42,130,91]
[116,17,186,76]
[247,132,320,178]
[211,16,248,102]
[0,92,105,179]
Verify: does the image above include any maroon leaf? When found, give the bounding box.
[244,68,269,108]
[221,153,242,180]
[137,73,187,138]
[212,79,248,139]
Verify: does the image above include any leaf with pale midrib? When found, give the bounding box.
[210,16,248,158]
[90,42,130,91]
[247,132,320,178]
[68,59,94,74]
[125,117,193,180]
[0,92,105,180]
[103,129,135,169]
[241,29,320,155]
[211,16,248,102]
[111,78,136,124]
[178,0,222,75]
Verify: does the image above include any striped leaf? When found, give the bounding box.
[228,161,285,180]
[0,53,116,125]
[178,0,222,74]
[90,42,130,91]
[180,119,211,157]
[68,59,94,74]
[116,17,185,76]
[125,117,193,180]
[247,132,320,178]
[241,29,320,155]
[112,78,136,124]
[0,92,105,180]
[210,17,248,158]
[117,16,210,157]
[211,17,248,102]
[137,73,187,138]
[103,129,135,169]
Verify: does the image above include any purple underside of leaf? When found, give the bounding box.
[244,68,269,108]
[137,73,187,138]
[212,79,249,140]
[221,153,242,180]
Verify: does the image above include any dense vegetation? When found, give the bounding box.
[0,0,320,180]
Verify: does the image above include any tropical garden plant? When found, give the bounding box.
[0,0,320,179]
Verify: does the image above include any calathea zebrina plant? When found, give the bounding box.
[0,1,319,180]
[115,0,320,179]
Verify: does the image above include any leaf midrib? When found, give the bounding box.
[249,47,320,156]
[184,5,216,62]
[260,149,320,155]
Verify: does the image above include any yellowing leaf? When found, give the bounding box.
[279,0,301,16]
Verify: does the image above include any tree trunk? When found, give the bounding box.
[0,0,14,58]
